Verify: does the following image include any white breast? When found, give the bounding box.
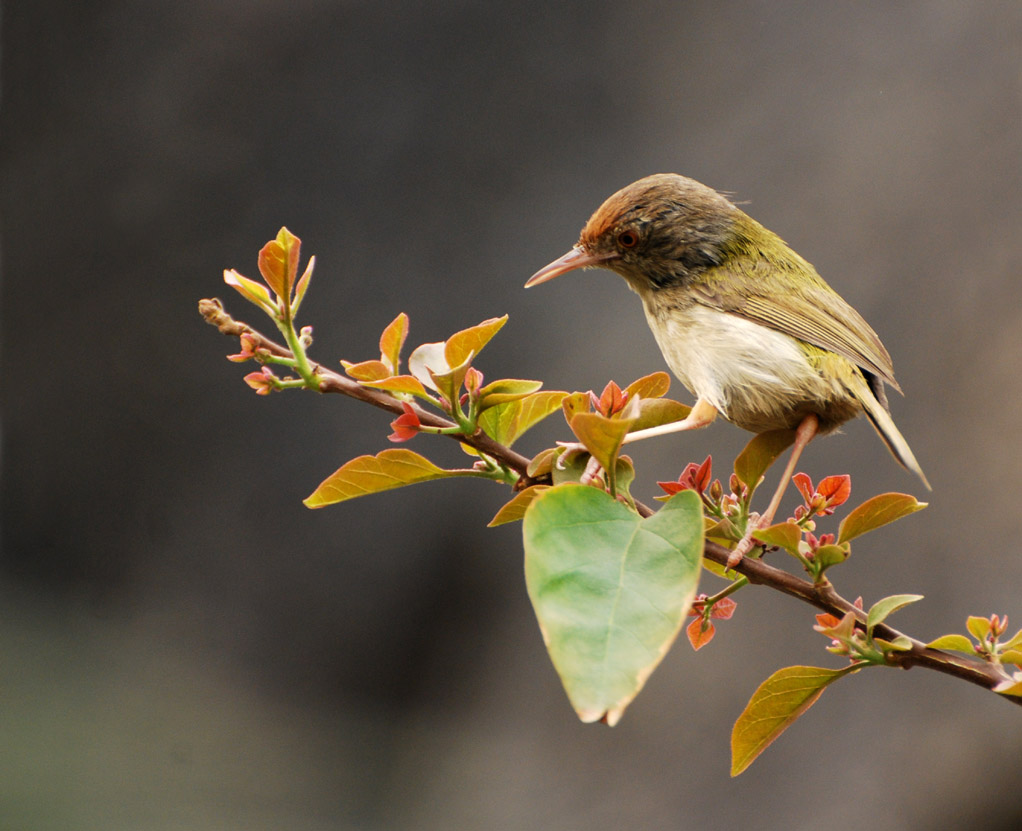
[641,300,845,430]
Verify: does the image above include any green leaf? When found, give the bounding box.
[477,378,544,410]
[837,493,927,544]
[623,371,671,400]
[304,449,475,508]
[874,635,913,653]
[1001,628,1022,651]
[523,486,704,726]
[966,615,992,641]
[999,650,1022,665]
[733,430,796,494]
[488,485,549,527]
[379,312,409,374]
[814,543,851,569]
[925,634,976,653]
[731,665,859,776]
[866,594,924,634]
[477,391,567,446]
[629,398,692,433]
[752,521,802,555]
[445,315,508,367]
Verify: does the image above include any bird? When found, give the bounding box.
[526,173,929,553]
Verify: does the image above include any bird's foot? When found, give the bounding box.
[727,513,766,568]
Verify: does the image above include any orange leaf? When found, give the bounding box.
[341,359,391,381]
[444,315,508,367]
[379,313,409,374]
[304,449,474,508]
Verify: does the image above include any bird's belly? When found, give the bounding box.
[642,302,861,432]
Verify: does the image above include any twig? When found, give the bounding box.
[200,298,1022,705]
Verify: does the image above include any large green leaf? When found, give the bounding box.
[523,485,704,725]
[731,664,859,776]
[304,449,475,508]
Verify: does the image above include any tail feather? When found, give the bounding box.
[858,384,931,491]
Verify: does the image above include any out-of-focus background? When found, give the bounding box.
[2,2,1021,829]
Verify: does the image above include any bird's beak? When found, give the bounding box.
[524,246,615,287]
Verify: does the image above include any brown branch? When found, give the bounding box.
[200,298,1022,706]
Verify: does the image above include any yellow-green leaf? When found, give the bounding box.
[488,485,549,526]
[478,391,567,446]
[866,593,923,634]
[753,520,802,555]
[925,634,975,653]
[734,430,796,494]
[731,664,859,776]
[444,315,508,367]
[477,378,544,410]
[629,398,692,433]
[837,493,927,544]
[569,408,635,476]
[379,312,409,374]
[561,391,590,422]
[304,449,474,508]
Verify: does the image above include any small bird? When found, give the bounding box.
[526,174,929,537]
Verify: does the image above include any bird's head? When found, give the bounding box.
[526,173,738,294]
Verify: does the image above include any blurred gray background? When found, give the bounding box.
[2,2,1021,829]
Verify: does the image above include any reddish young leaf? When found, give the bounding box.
[258,227,301,303]
[594,380,628,416]
[792,472,815,504]
[817,475,851,509]
[388,402,421,442]
[687,617,716,650]
[243,367,276,395]
[710,596,737,619]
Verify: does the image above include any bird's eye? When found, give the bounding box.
[617,229,639,249]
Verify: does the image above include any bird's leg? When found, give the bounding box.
[727,414,820,568]
[558,399,717,477]
[621,398,718,444]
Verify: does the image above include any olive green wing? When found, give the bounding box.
[693,261,900,393]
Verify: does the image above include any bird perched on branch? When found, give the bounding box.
[526,173,929,554]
